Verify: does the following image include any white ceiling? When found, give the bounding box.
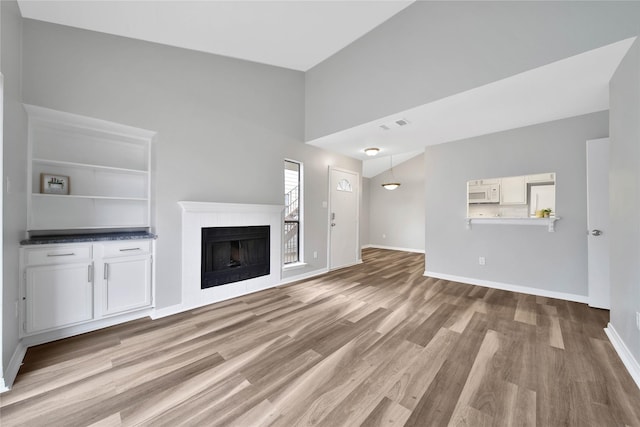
[17,0,414,71]
[306,37,635,177]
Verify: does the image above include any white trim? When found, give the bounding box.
[424,270,588,303]
[0,74,4,393]
[605,323,640,390]
[466,217,560,232]
[327,166,360,270]
[155,267,332,319]
[282,262,308,271]
[1,342,28,392]
[364,244,425,254]
[330,260,362,272]
[21,309,153,347]
[279,267,329,286]
[178,201,283,214]
[284,158,304,265]
[23,104,156,140]
[151,303,185,320]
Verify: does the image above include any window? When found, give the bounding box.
[284,160,302,264]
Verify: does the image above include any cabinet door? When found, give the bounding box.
[526,173,555,184]
[500,176,527,205]
[26,263,93,333]
[103,255,151,315]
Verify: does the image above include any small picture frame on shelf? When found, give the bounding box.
[40,173,70,195]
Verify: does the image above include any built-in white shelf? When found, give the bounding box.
[466,217,560,232]
[25,104,156,233]
[31,193,149,202]
[33,159,148,175]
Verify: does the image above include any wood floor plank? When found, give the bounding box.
[358,396,412,427]
[404,312,489,426]
[2,248,639,426]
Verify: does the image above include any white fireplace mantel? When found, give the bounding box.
[179,201,284,311]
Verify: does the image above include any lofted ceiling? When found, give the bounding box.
[16,2,635,178]
[17,0,414,72]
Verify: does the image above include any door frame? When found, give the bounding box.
[586,137,611,309]
[327,166,361,270]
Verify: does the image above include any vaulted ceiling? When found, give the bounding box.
[16,1,632,177]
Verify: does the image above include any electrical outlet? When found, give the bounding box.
[382,234,386,239]
[14,301,18,318]
[313,251,318,259]
[636,312,640,331]
[6,176,11,194]
[479,256,486,266]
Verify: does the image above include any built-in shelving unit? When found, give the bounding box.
[25,105,156,234]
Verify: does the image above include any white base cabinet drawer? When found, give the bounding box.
[25,263,94,333]
[102,241,151,257]
[25,245,92,265]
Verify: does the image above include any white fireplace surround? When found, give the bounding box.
[179,201,283,311]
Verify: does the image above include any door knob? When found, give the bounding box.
[331,223,336,227]
[591,229,602,236]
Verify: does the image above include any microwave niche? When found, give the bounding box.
[468,184,500,204]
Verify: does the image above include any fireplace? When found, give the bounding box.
[201,226,270,288]
[179,201,282,312]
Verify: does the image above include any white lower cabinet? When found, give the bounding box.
[103,255,151,315]
[25,262,94,333]
[20,239,154,337]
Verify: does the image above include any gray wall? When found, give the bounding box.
[368,153,425,251]
[20,20,360,309]
[425,111,608,297]
[306,1,640,141]
[610,40,640,363]
[2,0,26,378]
[360,177,370,247]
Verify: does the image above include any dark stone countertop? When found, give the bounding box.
[21,231,157,245]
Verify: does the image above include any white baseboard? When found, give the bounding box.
[605,323,640,390]
[364,244,425,254]
[21,309,153,348]
[154,269,331,319]
[1,341,28,392]
[151,303,186,320]
[423,270,588,304]
[280,267,329,286]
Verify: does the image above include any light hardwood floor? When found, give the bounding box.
[1,248,639,426]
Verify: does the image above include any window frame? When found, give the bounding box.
[283,159,303,266]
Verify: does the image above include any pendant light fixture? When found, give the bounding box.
[381,155,401,190]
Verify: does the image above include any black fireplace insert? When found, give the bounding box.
[201,226,270,289]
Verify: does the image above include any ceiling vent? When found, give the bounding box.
[379,119,410,131]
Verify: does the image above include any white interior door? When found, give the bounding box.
[329,168,359,270]
[587,137,610,309]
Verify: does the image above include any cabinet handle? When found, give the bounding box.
[48,253,75,257]
[104,263,109,280]
[88,265,92,283]
[119,248,141,252]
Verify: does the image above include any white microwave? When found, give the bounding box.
[468,184,500,203]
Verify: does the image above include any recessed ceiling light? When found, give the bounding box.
[364,147,380,156]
